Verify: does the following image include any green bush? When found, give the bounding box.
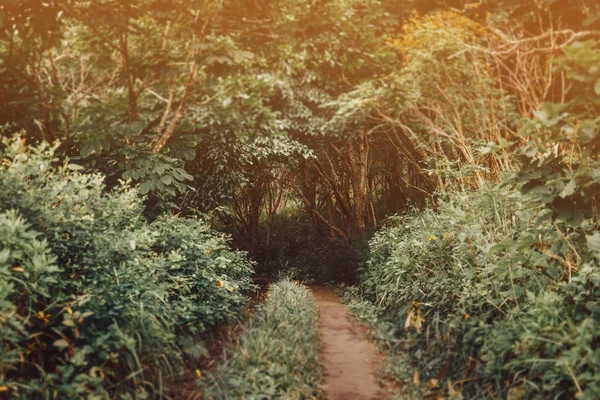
[0,136,254,398]
[204,279,322,399]
[346,182,600,399]
[345,41,600,399]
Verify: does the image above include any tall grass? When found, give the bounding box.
[203,280,322,399]
[345,183,600,399]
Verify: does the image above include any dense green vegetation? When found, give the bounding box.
[204,280,321,399]
[343,15,600,398]
[346,182,600,398]
[1,0,599,398]
[0,137,254,397]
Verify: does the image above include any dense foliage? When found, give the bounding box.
[344,41,600,397]
[2,0,598,256]
[0,136,254,398]
[204,280,322,399]
[2,0,600,397]
[346,181,599,398]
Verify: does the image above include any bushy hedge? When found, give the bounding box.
[346,183,600,399]
[0,136,254,398]
[204,279,322,399]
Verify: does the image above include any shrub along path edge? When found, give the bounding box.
[310,286,387,400]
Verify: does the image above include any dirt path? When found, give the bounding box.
[310,286,387,400]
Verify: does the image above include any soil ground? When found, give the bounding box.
[310,286,388,400]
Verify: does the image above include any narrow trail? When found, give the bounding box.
[310,286,387,400]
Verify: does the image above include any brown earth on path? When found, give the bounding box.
[310,286,388,400]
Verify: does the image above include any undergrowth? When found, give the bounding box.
[345,182,600,399]
[0,136,255,398]
[344,47,600,398]
[203,279,322,399]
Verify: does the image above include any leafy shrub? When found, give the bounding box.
[204,279,322,399]
[0,135,254,398]
[346,182,600,399]
[345,40,600,399]
[150,215,253,334]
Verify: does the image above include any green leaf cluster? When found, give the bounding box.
[0,135,254,398]
[347,179,600,398]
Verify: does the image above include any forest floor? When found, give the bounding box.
[310,286,388,400]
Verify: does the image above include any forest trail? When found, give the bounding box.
[310,286,387,400]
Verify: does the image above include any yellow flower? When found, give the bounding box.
[405,302,425,330]
[428,235,437,241]
[36,311,50,324]
[216,280,224,288]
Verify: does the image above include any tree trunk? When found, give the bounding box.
[119,31,137,122]
[151,64,197,153]
[346,131,369,238]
